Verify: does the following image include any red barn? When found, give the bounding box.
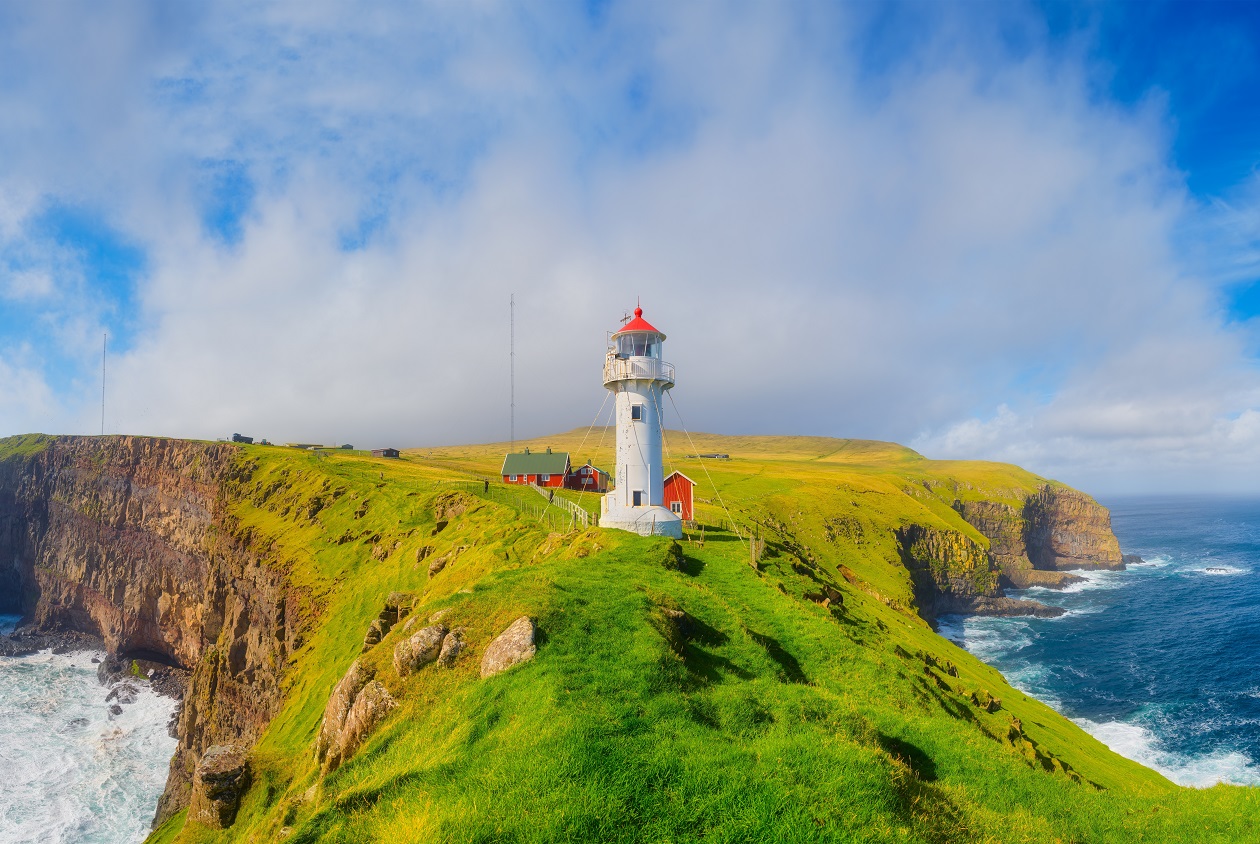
[500,447,570,488]
[662,471,695,521]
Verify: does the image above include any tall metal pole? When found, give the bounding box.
[101,332,107,436]
[510,294,515,452]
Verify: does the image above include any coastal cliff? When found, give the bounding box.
[0,432,1182,843]
[0,435,299,826]
[895,485,1124,619]
[952,486,1123,590]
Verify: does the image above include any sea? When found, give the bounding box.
[940,495,1260,787]
[0,615,177,844]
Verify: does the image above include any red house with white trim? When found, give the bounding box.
[662,471,696,521]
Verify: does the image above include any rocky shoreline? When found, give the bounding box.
[1,625,190,736]
[0,626,106,658]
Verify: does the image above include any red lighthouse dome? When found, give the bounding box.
[613,306,664,338]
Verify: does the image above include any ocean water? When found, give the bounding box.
[0,615,178,844]
[939,496,1260,787]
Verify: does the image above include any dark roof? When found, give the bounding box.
[501,448,570,476]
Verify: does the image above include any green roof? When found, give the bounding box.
[501,449,570,476]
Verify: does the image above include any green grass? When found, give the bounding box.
[2,433,1251,842]
[156,436,1260,841]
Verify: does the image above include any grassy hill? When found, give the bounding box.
[139,432,1256,843]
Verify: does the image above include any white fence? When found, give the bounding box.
[528,483,596,529]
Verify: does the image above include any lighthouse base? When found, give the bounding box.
[600,499,683,538]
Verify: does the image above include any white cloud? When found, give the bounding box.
[1,2,1258,492]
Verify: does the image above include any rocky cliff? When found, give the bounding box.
[895,484,1125,620]
[0,436,301,827]
[896,523,1064,619]
[952,485,1123,589]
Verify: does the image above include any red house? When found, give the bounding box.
[500,447,570,488]
[565,461,610,493]
[662,471,696,521]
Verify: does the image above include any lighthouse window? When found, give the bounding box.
[631,404,644,421]
[633,490,643,506]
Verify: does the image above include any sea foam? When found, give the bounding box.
[1077,717,1260,787]
[0,645,177,844]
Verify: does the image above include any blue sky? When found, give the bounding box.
[1,0,1260,493]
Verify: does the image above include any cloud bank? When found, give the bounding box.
[0,1,1258,493]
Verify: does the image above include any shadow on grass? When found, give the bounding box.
[676,552,705,576]
[744,628,810,685]
[877,732,938,782]
[681,645,755,685]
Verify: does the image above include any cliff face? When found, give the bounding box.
[894,484,1124,620]
[895,523,1065,619]
[1024,487,1123,571]
[0,436,300,826]
[951,485,1122,590]
[896,524,997,615]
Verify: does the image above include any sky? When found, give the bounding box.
[1,0,1259,495]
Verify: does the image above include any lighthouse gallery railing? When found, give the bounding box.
[602,357,675,387]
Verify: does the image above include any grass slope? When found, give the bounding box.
[37,432,1249,843]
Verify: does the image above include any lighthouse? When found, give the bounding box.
[600,306,683,538]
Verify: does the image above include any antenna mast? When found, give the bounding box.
[510,294,515,452]
[101,332,107,436]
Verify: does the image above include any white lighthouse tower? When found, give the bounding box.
[600,306,683,538]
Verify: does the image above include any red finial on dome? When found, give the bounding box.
[634,306,643,318]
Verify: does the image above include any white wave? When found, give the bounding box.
[1077,718,1260,787]
[938,615,1034,662]
[1188,565,1250,576]
[1053,568,1131,594]
[1126,555,1173,568]
[1046,606,1103,620]
[0,649,177,844]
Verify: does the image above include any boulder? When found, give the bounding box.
[394,625,448,677]
[480,616,536,678]
[315,661,398,774]
[188,745,250,829]
[385,591,413,620]
[437,627,466,668]
[362,618,387,652]
[315,660,371,770]
[336,681,397,764]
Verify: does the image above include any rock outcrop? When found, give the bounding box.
[394,624,449,677]
[1024,487,1123,571]
[952,485,1122,589]
[901,484,1126,621]
[188,745,250,829]
[0,436,303,827]
[896,525,1062,619]
[481,616,537,678]
[437,627,467,667]
[315,659,397,774]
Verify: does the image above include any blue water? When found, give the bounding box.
[940,496,1260,786]
[0,615,178,844]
